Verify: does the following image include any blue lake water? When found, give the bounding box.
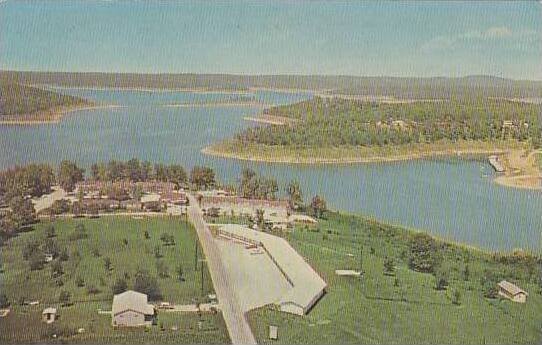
[0,88,540,252]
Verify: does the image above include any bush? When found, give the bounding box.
[452,289,461,305]
[75,277,85,287]
[383,257,395,275]
[59,248,69,261]
[45,225,56,238]
[51,261,63,278]
[86,284,100,295]
[133,269,162,301]
[112,278,128,295]
[59,290,71,306]
[0,293,9,308]
[408,233,437,273]
[29,251,44,270]
[156,260,169,278]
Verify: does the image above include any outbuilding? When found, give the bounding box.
[112,290,156,327]
[498,280,528,303]
[42,307,57,324]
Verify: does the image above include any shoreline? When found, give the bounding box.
[164,102,272,108]
[0,104,125,125]
[202,143,513,165]
[243,115,297,125]
[35,84,254,94]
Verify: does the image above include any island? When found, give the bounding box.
[204,96,542,189]
[0,83,100,125]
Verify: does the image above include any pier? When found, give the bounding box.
[488,155,505,173]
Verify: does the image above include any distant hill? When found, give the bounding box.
[2,70,541,99]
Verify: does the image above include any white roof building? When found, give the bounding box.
[217,224,327,315]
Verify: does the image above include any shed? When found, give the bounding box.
[498,280,528,303]
[269,325,278,340]
[42,307,57,323]
[112,290,155,327]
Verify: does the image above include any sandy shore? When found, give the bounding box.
[492,150,541,190]
[0,104,125,125]
[164,101,272,108]
[202,143,512,165]
[243,115,297,125]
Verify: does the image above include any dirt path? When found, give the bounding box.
[186,193,257,345]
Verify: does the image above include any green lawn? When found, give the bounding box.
[0,216,230,344]
[247,213,542,344]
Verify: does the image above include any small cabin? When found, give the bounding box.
[498,280,528,303]
[42,307,57,323]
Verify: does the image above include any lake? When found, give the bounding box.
[1,88,540,252]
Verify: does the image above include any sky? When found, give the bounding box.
[0,0,541,79]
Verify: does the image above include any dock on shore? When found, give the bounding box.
[488,155,505,173]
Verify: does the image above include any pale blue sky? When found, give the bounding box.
[1,1,540,79]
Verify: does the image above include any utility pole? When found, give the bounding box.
[194,237,198,271]
[359,246,363,273]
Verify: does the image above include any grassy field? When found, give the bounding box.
[204,139,525,164]
[247,212,542,344]
[0,216,230,344]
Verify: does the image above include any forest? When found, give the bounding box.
[236,97,542,149]
[0,83,88,117]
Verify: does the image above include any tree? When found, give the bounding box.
[452,289,461,305]
[310,195,327,219]
[49,199,70,215]
[112,277,128,295]
[156,260,169,278]
[131,185,144,202]
[255,209,265,229]
[44,238,60,258]
[29,251,44,270]
[166,165,188,187]
[9,196,36,227]
[408,233,436,273]
[75,277,85,287]
[104,257,112,271]
[133,269,162,301]
[144,230,150,240]
[0,293,9,308]
[434,268,449,290]
[176,264,185,282]
[45,225,56,238]
[59,290,71,306]
[59,248,69,261]
[71,201,83,217]
[463,264,470,281]
[190,166,216,190]
[286,180,303,210]
[51,261,63,278]
[23,241,40,260]
[154,245,162,258]
[383,257,395,275]
[58,160,84,192]
[70,223,87,240]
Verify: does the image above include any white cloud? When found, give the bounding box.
[421,26,538,52]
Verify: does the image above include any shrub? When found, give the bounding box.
[452,289,461,305]
[408,233,436,273]
[86,284,100,295]
[112,278,128,295]
[133,269,162,301]
[45,225,56,238]
[383,257,395,275]
[51,261,63,278]
[59,290,71,306]
[0,293,9,308]
[29,251,44,270]
[75,277,85,287]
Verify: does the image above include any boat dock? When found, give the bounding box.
[488,155,505,173]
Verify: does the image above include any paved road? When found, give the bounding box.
[186,193,257,345]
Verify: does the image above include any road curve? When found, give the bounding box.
[186,193,257,345]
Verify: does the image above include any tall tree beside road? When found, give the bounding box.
[58,160,84,192]
[190,166,216,190]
